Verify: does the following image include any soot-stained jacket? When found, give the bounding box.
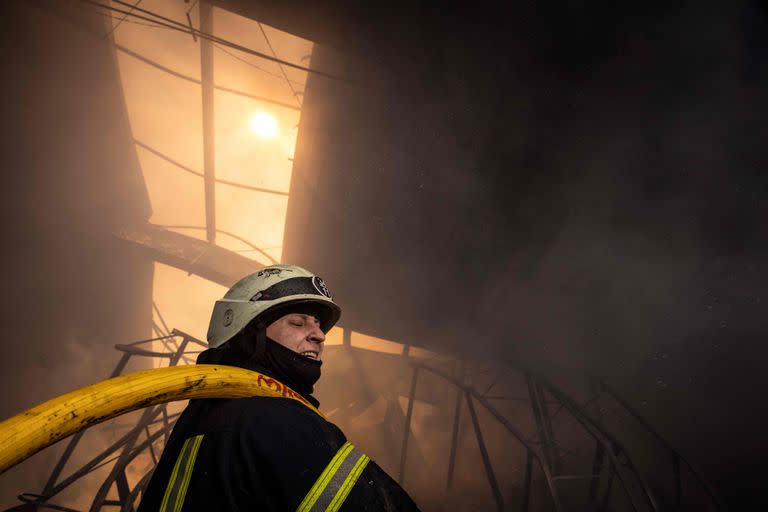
[137,354,420,511]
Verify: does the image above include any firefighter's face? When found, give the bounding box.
[266,313,326,361]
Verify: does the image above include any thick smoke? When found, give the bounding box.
[284,3,768,509]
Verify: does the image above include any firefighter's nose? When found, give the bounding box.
[309,324,325,344]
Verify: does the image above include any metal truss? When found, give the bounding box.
[391,357,721,512]
[8,329,207,512]
[7,334,720,512]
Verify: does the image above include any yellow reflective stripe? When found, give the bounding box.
[173,435,204,512]
[159,437,190,512]
[159,435,204,512]
[326,454,370,512]
[296,442,354,512]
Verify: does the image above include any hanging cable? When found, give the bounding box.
[133,140,290,196]
[79,0,346,82]
[115,44,301,110]
[104,0,143,37]
[257,22,303,107]
[213,43,305,87]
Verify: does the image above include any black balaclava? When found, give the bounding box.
[197,304,325,396]
[262,337,322,394]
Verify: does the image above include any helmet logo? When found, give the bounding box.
[312,276,332,298]
[257,267,293,278]
[223,308,234,327]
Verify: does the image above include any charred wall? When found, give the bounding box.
[0,2,154,507]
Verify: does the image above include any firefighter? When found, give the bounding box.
[138,265,420,511]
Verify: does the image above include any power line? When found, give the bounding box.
[185,0,200,16]
[97,3,310,96]
[213,43,305,87]
[91,7,174,30]
[105,0,143,37]
[115,44,300,111]
[97,6,305,88]
[134,140,290,197]
[257,22,302,107]
[79,0,345,82]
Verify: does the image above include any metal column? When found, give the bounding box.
[398,366,420,485]
[446,362,465,489]
[526,373,562,475]
[200,0,216,244]
[465,390,504,512]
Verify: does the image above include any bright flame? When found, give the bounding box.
[249,112,278,138]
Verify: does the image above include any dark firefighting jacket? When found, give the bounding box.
[137,355,420,511]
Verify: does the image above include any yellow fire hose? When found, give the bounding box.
[0,364,323,474]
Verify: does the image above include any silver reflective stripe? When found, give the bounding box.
[296,442,371,512]
[160,434,204,512]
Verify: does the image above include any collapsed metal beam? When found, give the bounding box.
[596,379,721,510]
[398,366,419,485]
[40,349,137,498]
[113,223,261,287]
[17,331,204,510]
[16,325,719,511]
[90,337,192,511]
[414,363,564,512]
[526,373,562,475]
[542,380,657,512]
[522,450,533,511]
[465,390,504,512]
[588,377,606,508]
[446,362,464,489]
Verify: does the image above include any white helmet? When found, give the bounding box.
[206,264,341,348]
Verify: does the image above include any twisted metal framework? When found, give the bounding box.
[10,5,721,510]
[9,329,207,512]
[8,331,720,512]
[389,357,720,512]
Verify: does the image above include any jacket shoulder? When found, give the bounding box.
[231,396,345,448]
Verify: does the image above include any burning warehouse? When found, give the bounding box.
[0,1,766,510]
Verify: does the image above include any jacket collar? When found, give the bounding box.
[196,346,321,408]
